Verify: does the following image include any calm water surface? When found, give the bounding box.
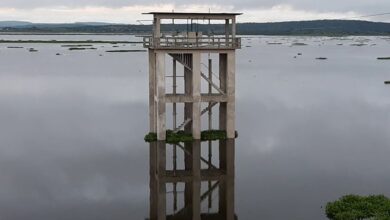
[0,35,389,220]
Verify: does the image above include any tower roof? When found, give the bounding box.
[143,12,242,20]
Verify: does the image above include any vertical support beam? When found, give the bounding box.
[207,58,213,209]
[172,59,178,212]
[219,139,235,220]
[156,141,166,220]
[192,52,201,139]
[184,54,193,133]
[149,142,157,220]
[232,17,236,46]
[149,49,157,133]
[219,53,227,131]
[192,141,201,220]
[225,19,230,43]
[153,16,161,46]
[226,51,236,138]
[219,52,235,138]
[156,52,166,140]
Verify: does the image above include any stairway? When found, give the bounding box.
[169,53,225,95]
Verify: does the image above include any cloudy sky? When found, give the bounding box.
[0,0,390,23]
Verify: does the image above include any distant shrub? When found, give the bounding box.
[326,194,390,220]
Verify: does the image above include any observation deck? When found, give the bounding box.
[143,12,242,50]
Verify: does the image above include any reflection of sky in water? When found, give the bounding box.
[0,36,389,220]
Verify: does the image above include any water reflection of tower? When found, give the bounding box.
[149,140,236,220]
[143,12,241,220]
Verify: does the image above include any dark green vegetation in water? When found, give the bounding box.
[377,57,390,60]
[144,130,238,144]
[326,195,390,220]
[0,40,142,44]
[105,50,146,53]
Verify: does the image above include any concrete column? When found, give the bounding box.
[232,17,236,45]
[156,52,166,140]
[184,54,193,133]
[192,52,201,139]
[149,142,157,220]
[219,139,235,220]
[149,50,157,133]
[225,19,230,43]
[219,53,227,131]
[153,17,161,46]
[192,140,201,220]
[226,51,236,138]
[156,141,166,220]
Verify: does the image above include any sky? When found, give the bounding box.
[0,0,390,24]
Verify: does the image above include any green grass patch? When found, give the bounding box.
[326,194,390,220]
[145,130,237,144]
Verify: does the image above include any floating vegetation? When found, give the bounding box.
[267,42,282,45]
[350,43,367,46]
[384,81,390,84]
[105,50,146,53]
[61,44,93,47]
[68,47,97,50]
[326,195,390,220]
[7,46,23,49]
[56,53,61,56]
[316,57,328,60]
[337,43,343,46]
[113,45,119,47]
[377,57,390,60]
[297,53,302,55]
[28,48,38,52]
[292,42,308,46]
[144,130,238,143]
[0,40,142,44]
[246,45,252,47]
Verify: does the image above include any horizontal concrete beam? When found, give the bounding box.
[165,94,228,103]
[162,170,226,183]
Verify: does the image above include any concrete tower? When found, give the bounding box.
[144,12,241,140]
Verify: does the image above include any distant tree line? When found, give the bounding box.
[1,20,390,36]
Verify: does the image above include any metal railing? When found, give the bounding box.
[143,36,241,49]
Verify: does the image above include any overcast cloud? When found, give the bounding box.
[0,0,390,23]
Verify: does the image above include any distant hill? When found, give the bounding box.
[0,21,32,27]
[0,20,389,35]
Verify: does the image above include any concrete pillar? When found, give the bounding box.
[156,52,166,140]
[232,17,236,46]
[184,141,201,220]
[153,17,161,46]
[156,141,166,220]
[149,50,157,133]
[192,52,201,139]
[226,51,236,138]
[219,139,235,220]
[219,54,227,131]
[149,142,157,220]
[184,54,193,133]
[219,52,236,138]
[225,19,230,43]
[192,140,201,220]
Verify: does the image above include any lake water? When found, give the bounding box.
[0,35,389,220]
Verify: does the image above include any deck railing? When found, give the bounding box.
[143,36,241,49]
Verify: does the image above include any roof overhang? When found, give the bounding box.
[143,12,242,20]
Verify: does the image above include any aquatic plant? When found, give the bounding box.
[326,194,390,220]
[144,130,237,143]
